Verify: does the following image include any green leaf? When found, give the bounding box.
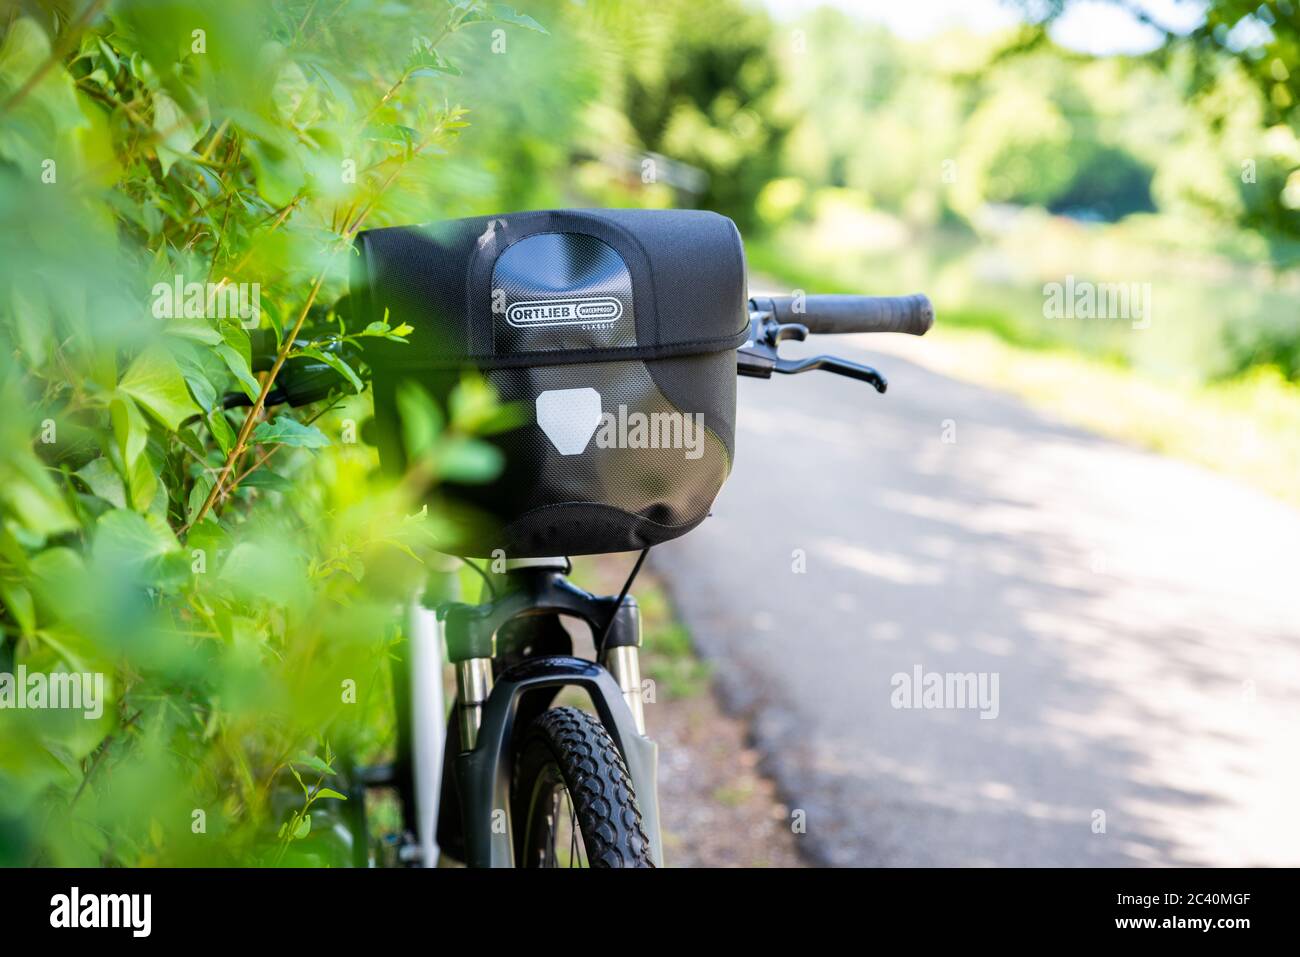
[163,318,223,345]
[0,583,36,636]
[405,45,462,78]
[76,457,127,509]
[395,382,443,459]
[0,478,77,539]
[461,4,548,33]
[236,469,292,492]
[215,343,261,402]
[360,320,413,342]
[272,61,320,126]
[0,410,77,538]
[244,135,306,208]
[438,437,503,483]
[300,346,363,394]
[175,352,218,413]
[109,396,149,468]
[221,324,254,365]
[175,428,206,459]
[93,509,180,574]
[153,90,205,176]
[187,473,214,525]
[207,410,237,456]
[125,452,159,513]
[96,37,119,74]
[215,327,261,403]
[449,376,523,434]
[293,814,311,839]
[217,540,308,608]
[119,346,203,431]
[294,752,335,775]
[251,417,330,448]
[313,788,347,802]
[262,298,285,346]
[10,285,50,368]
[0,18,87,132]
[28,548,87,622]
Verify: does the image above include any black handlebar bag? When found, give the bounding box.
[352,208,749,558]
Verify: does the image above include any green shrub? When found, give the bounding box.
[0,0,543,867]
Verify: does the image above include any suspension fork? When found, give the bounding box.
[453,615,647,740]
[440,559,661,866]
[454,657,494,750]
[603,637,646,735]
[445,559,647,744]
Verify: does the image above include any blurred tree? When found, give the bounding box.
[952,82,1078,215]
[775,9,908,189]
[1007,0,1300,257]
[951,55,1159,221]
[775,9,962,224]
[614,0,789,229]
[1048,144,1155,219]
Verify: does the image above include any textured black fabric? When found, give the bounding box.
[354,208,748,369]
[355,208,745,558]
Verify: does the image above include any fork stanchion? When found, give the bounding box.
[454,657,494,751]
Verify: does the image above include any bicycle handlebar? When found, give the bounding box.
[750,293,934,337]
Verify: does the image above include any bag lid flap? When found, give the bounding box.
[353,208,749,370]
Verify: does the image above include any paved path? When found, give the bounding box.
[652,333,1300,866]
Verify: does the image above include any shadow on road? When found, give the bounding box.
[653,340,1300,866]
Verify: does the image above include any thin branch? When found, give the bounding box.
[205,137,242,281]
[186,271,326,531]
[197,118,231,164]
[290,0,320,47]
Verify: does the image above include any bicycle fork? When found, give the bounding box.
[454,635,646,747]
[454,657,494,750]
[441,562,662,866]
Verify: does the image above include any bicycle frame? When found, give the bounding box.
[428,559,662,867]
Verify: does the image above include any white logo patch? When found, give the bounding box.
[507,297,622,328]
[536,388,602,455]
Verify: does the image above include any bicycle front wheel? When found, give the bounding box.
[511,706,654,868]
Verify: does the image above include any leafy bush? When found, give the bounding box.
[0,0,543,866]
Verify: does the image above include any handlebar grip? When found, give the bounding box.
[753,294,934,337]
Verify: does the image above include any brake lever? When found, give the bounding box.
[774,354,887,392]
[737,312,888,393]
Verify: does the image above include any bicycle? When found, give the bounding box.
[250,208,933,867]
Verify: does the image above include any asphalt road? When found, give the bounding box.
[651,333,1300,867]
